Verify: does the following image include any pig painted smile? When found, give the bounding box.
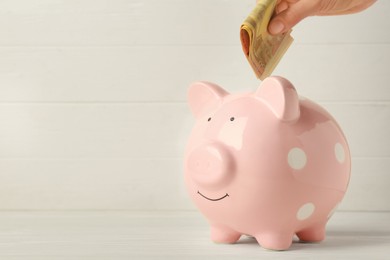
[198,191,229,201]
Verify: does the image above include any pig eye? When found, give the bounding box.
[230,117,235,121]
[207,117,211,122]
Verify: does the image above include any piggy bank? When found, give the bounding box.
[184,76,350,250]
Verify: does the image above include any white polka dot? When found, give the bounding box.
[327,203,340,219]
[335,143,345,163]
[288,148,307,170]
[297,203,315,221]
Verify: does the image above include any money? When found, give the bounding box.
[240,0,293,80]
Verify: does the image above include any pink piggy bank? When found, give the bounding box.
[184,76,350,250]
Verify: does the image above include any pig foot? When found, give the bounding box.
[296,223,326,242]
[210,225,241,244]
[255,232,293,250]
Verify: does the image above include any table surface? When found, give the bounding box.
[0,211,389,260]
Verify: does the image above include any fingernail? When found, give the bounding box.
[269,20,285,34]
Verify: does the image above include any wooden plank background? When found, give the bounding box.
[0,0,389,210]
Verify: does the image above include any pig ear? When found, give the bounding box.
[188,81,228,118]
[255,76,300,122]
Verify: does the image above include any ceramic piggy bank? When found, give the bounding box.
[184,76,350,250]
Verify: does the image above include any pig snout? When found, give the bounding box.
[187,143,234,189]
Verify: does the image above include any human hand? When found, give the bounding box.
[261,0,377,35]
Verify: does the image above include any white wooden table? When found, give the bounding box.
[0,211,388,259]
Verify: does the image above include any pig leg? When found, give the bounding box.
[296,222,326,242]
[255,232,294,250]
[210,224,241,244]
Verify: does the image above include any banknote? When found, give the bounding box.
[240,0,293,80]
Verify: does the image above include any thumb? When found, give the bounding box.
[268,0,319,35]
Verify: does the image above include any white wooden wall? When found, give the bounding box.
[0,0,388,211]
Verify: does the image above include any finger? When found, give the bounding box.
[275,0,300,15]
[276,1,289,14]
[268,0,319,35]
